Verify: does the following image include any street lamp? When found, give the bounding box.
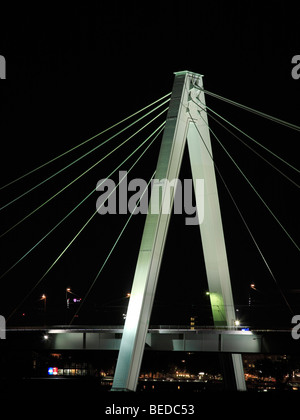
[249,283,260,307]
[40,294,47,325]
[66,288,71,309]
[40,294,47,312]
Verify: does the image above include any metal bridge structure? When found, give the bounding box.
[112,71,245,391]
[4,325,299,355]
[1,71,299,393]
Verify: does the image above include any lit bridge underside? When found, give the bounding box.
[3,326,298,354]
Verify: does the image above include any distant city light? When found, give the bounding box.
[48,367,58,376]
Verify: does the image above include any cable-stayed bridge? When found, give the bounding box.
[1,71,299,392]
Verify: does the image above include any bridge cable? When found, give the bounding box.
[0,92,171,191]
[69,170,157,325]
[212,128,300,252]
[197,99,299,176]
[1,107,168,238]
[191,103,300,253]
[188,110,294,315]
[193,83,300,133]
[202,107,299,188]
[1,98,170,211]
[6,124,164,321]
[1,120,165,281]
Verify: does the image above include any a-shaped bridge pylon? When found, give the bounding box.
[112,71,246,391]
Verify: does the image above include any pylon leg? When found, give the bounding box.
[187,99,246,391]
[112,72,191,391]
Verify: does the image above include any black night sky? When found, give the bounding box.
[0,3,299,328]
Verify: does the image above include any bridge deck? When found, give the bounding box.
[2,326,298,354]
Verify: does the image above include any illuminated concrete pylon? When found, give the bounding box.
[112,71,246,391]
